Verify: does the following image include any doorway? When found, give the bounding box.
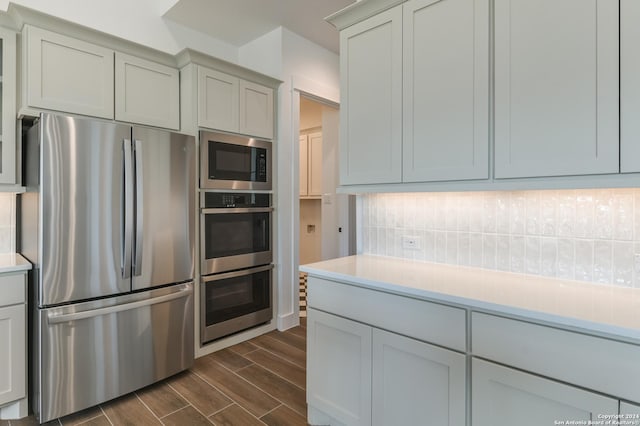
[297,95,345,317]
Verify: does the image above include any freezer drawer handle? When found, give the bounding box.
[201,207,274,214]
[47,286,192,324]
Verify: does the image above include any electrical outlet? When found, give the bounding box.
[402,235,421,250]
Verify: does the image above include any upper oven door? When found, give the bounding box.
[201,207,273,274]
[200,131,271,190]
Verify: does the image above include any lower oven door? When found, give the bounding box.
[36,283,194,423]
[201,264,273,344]
[201,207,272,275]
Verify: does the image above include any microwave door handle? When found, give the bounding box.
[133,139,144,277]
[122,139,133,279]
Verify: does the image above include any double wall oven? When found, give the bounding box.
[199,131,273,344]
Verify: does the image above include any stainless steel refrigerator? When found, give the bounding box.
[20,112,196,423]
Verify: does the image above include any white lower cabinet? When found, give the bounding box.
[307,308,465,426]
[0,272,27,418]
[621,401,640,415]
[308,308,372,426]
[472,358,618,426]
[372,329,466,426]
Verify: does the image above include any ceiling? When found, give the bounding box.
[163,0,355,54]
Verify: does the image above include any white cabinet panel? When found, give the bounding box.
[25,25,114,119]
[403,0,489,182]
[300,132,323,197]
[299,135,308,196]
[472,358,618,426]
[0,27,17,184]
[115,53,179,130]
[621,0,640,173]
[372,329,466,426]
[494,0,619,178]
[307,308,372,426]
[0,304,25,406]
[340,6,402,185]
[621,401,640,415]
[239,80,273,140]
[198,67,239,134]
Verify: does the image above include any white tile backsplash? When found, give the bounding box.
[359,190,640,288]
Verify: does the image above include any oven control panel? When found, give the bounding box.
[202,192,271,209]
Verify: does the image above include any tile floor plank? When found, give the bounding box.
[285,325,306,340]
[260,405,308,426]
[58,406,103,426]
[209,404,266,426]
[77,416,111,426]
[101,394,160,426]
[227,340,259,355]
[167,372,232,417]
[208,348,253,371]
[244,349,306,389]
[136,381,188,419]
[265,330,306,352]
[251,335,306,368]
[236,364,307,416]
[162,406,212,426]
[192,357,280,418]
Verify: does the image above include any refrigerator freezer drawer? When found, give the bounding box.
[36,283,194,423]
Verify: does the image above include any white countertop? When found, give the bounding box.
[0,253,32,274]
[300,255,640,344]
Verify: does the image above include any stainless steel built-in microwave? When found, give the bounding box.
[200,130,272,190]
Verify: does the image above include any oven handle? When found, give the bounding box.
[201,264,274,283]
[201,207,273,214]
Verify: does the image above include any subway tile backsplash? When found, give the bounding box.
[359,189,640,288]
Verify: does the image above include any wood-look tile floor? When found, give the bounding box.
[1,318,308,426]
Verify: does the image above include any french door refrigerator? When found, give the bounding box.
[20,112,196,423]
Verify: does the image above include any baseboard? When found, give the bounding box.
[277,311,300,331]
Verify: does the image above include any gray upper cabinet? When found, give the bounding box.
[494,0,619,179]
[403,0,489,182]
[0,27,17,185]
[621,0,640,173]
[23,25,115,119]
[197,66,274,139]
[197,66,239,134]
[115,53,179,130]
[339,6,402,185]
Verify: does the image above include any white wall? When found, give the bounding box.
[0,0,239,61]
[238,27,340,330]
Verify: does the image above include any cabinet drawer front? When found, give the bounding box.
[472,312,640,402]
[25,25,114,119]
[308,277,466,351]
[0,274,25,306]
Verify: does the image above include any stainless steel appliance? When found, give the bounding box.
[20,113,195,423]
[200,130,271,190]
[201,264,273,343]
[200,192,272,275]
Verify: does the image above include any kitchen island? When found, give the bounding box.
[301,255,640,426]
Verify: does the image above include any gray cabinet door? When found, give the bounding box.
[620,401,640,415]
[372,328,466,426]
[472,358,618,426]
[239,80,273,139]
[494,0,619,178]
[0,304,25,406]
[403,0,489,182]
[307,308,372,426]
[131,127,194,291]
[621,0,640,173]
[115,53,179,130]
[24,26,114,119]
[197,67,239,133]
[0,27,17,185]
[340,6,402,185]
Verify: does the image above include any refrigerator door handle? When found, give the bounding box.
[122,139,133,279]
[47,284,192,324]
[133,139,144,277]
